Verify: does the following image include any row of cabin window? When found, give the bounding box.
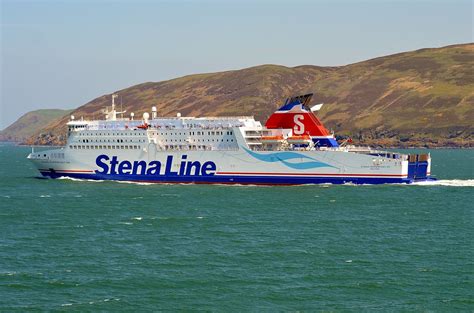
[77,130,233,136]
[164,138,235,143]
[78,132,143,136]
[51,152,65,159]
[78,139,146,143]
[151,131,233,136]
[164,145,213,150]
[69,145,141,150]
[163,145,238,151]
[153,131,233,136]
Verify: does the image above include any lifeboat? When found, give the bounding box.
[260,135,284,143]
[136,123,149,130]
[287,135,312,144]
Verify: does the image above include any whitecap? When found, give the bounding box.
[345,260,353,263]
[196,216,204,219]
[214,183,272,188]
[39,195,51,198]
[117,180,154,186]
[132,217,142,221]
[342,182,358,186]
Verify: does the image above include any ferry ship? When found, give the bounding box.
[28,93,433,185]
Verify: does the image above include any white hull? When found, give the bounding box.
[29,146,416,184]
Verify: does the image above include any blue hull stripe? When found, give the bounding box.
[39,171,414,185]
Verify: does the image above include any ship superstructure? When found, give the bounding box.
[28,93,433,184]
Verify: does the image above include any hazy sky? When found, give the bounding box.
[1,0,472,129]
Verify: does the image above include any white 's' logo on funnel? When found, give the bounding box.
[293,114,305,135]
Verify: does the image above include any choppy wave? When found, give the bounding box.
[412,179,474,187]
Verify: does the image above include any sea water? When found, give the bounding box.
[0,144,473,311]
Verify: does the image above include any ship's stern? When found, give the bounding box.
[407,153,435,182]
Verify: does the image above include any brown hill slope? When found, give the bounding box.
[28,43,473,147]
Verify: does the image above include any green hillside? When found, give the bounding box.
[24,43,474,147]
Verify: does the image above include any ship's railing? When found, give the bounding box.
[248,145,408,159]
[161,124,244,129]
[80,123,245,131]
[186,116,254,120]
[159,144,239,152]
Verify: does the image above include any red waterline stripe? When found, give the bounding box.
[38,169,94,173]
[38,174,296,186]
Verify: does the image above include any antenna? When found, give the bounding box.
[120,96,123,119]
[112,94,118,108]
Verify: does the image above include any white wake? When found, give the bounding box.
[412,179,474,187]
[57,176,104,183]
